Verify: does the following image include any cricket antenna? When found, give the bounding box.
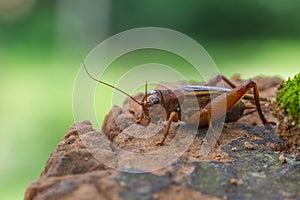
[141,81,148,104]
[82,61,142,106]
[145,81,148,100]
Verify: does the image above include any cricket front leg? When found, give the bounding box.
[158,111,179,145]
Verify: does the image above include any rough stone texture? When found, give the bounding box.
[25,121,121,200]
[25,76,300,200]
[41,121,110,177]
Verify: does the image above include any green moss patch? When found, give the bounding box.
[276,73,300,127]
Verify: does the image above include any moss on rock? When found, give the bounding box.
[276,73,300,126]
[273,73,300,145]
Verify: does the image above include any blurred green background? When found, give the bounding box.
[0,0,299,199]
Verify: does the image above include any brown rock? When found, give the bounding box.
[25,121,119,200]
[231,147,237,151]
[25,171,121,200]
[41,121,111,177]
[229,178,243,185]
[279,154,286,163]
[244,142,255,150]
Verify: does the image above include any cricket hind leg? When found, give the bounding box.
[195,79,272,126]
[242,104,272,118]
[204,74,243,123]
[194,80,273,146]
[205,74,237,88]
[205,76,275,125]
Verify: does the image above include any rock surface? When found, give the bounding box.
[25,76,300,200]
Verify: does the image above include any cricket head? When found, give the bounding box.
[139,82,173,124]
[139,82,162,121]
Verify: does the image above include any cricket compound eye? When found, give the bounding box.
[147,96,159,106]
[145,90,160,106]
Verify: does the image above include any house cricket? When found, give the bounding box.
[83,62,274,145]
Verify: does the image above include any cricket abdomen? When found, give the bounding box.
[225,101,246,122]
[178,92,246,125]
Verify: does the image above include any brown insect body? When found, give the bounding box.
[141,86,246,126]
[139,79,272,145]
[82,62,272,145]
